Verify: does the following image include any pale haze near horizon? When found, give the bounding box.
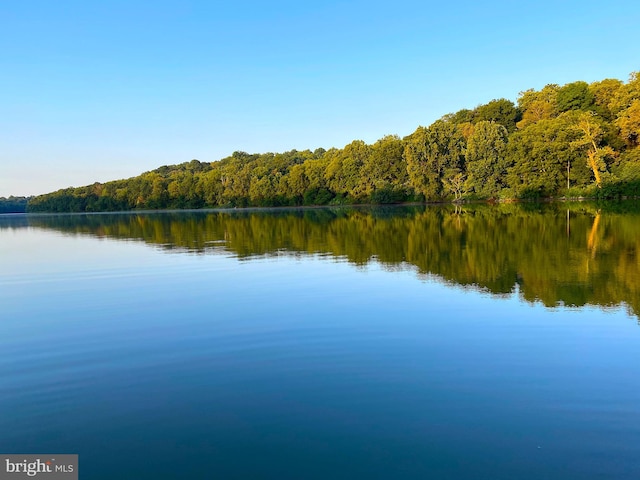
[1,0,638,197]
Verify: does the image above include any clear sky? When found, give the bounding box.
[1,0,638,197]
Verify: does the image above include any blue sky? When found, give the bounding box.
[1,0,638,197]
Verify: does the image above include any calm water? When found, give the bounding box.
[2,204,640,479]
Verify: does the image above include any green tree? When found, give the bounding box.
[404,121,465,201]
[609,71,640,115]
[506,115,582,197]
[473,98,521,132]
[516,84,559,129]
[303,155,333,205]
[282,163,309,204]
[465,121,509,198]
[589,78,624,120]
[616,99,640,148]
[441,108,474,124]
[324,140,372,201]
[556,81,595,113]
[571,112,616,187]
[362,135,408,202]
[249,171,276,206]
[199,169,224,206]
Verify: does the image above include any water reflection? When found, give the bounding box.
[3,202,640,317]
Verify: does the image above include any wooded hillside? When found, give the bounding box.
[27,72,640,212]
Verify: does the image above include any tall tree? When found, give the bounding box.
[616,99,640,148]
[362,135,408,202]
[609,71,640,115]
[404,121,465,200]
[589,78,624,120]
[473,98,522,132]
[516,84,559,129]
[324,140,372,201]
[465,121,509,198]
[571,112,616,187]
[556,81,595,113]
[506,115,582,197]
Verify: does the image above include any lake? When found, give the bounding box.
[1,203,640,479]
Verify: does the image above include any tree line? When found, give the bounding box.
[27,71,640,212]
[0,197,29,213]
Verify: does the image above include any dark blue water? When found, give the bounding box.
[1,213,640,479]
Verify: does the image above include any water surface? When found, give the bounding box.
[1,204,640,479]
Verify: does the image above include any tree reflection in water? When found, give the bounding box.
[11,202,640,319]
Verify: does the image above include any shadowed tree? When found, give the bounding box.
[465,121,510,198]
[556,81,595,113]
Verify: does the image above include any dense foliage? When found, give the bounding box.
[27,72,640,212]
[0,197,29,213]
